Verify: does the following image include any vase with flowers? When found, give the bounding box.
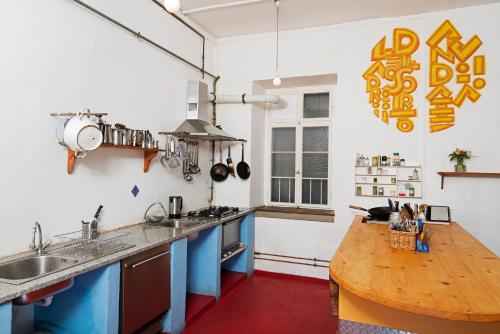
[449,149,471,172]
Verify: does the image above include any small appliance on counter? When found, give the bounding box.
[425,205,451,224]
[168,196,183,219]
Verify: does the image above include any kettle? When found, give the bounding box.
[168,196,183,219]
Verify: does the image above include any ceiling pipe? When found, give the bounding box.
[210,94,280,104]
[182,0,269,15]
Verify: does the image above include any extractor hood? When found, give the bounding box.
[160,81,240,141]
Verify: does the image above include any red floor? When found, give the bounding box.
[185,270,338,334]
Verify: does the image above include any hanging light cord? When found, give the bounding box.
[275,0,279,76]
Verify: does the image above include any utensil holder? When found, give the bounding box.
[389,229,416,251]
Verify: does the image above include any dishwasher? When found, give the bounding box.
[121,243,170,334]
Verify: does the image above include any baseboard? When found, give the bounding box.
[254,270,329,284]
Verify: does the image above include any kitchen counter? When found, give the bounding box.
[0,208,254,305]
[330,216,500,334]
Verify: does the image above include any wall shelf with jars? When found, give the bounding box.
[354,154,422,198]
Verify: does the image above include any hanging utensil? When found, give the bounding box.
[210,142,229,182]
[236,143,251,179]
[226,145,235,177]
[162,136,180,168]
[177,140,188,160]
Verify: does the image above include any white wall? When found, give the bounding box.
[0,0,217,256]
[215,3,500,277]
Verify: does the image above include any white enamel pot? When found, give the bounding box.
[63,113,103,156]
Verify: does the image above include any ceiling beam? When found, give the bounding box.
[182,0,270,15]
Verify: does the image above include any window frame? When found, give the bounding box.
[265,85,335,209]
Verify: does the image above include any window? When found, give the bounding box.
[267,89,333,208]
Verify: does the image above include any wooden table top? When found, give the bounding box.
[330,216,500,322]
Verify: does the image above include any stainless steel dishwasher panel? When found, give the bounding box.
[121,243,170,334]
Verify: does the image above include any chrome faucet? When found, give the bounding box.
[32,222,51,255]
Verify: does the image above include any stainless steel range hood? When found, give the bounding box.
[160,81,241,142]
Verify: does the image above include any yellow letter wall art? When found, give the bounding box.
[363,28,421,132]
[363,20,486,133]
[426,20,486,133]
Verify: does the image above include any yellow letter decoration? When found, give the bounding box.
[426,20,486,133]
[363,28,421,132]
[363,20,486,134]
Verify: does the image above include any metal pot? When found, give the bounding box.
[103,124,113,144]
[112,128,124,146]
[124,128,133,146]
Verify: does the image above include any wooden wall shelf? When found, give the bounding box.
[437,171,500,189]
[67,144,164,174]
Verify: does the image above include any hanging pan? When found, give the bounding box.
[210,142,229,182]
[237,143,251,179]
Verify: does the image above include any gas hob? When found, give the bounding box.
[187,206,240,219]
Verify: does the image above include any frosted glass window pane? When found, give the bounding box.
[271,179,279,202]
[280,179,295,203]
[322,180,328,205]
[303,127,328,152]
[302,153,328,178]
[272,128,295,151]
[272,153,295,177]
[311,179,322,204]
[302,179,311,204]
[304,93,329,118]
[271,178,294,203]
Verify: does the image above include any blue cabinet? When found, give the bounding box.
[0,302,12,334]
[34,262,120,334]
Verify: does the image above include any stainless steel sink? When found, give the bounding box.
[156,218,207,229]
[0,255,79,285]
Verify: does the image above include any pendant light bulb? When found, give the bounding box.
[273,76,282,86]
[163,0,181,13]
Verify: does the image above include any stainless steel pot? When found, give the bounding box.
[103,124,113,144]
[112,128,124,146]
[124,128,133,146]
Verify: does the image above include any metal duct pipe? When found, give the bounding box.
[210,94,280,104]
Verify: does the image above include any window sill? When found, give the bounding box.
[255,206,335,223]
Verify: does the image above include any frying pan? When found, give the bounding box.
[237,143,251,179]
[210,142,229,182]
[349,205,392,221]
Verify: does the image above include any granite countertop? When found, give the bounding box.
[0,208,255,305]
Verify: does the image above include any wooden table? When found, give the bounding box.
[329,216,500,334]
